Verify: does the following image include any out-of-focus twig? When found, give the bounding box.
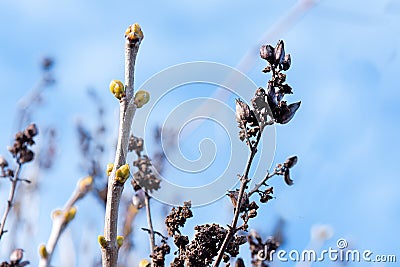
[38,176,93,267]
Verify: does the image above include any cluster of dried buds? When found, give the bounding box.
[7,124,38,164]
[225,41,300,267]
[0,249,29,267]
[128,134,161,192]
[164,202,247,266]
[151,237,171,267]
[236,40,300,144]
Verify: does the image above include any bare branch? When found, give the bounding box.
[213,131,262,267]
[0,163,22,240]
[101,23,143,267]
[39,176,93,267]
[144,192,156,266]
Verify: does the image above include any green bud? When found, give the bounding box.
[106,163,114,176]
[134,90,150,108]
[98,235,107,249]
[115,164,130,184]
[64,206,77,222]
[117,236,124,248]
[109,80,125,100]
[39,244,48,259]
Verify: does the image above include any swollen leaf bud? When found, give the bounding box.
[78,176,93,194]
[109,80,125,100]
[64,206,77,222]
[52,209,63,220]
[39,244,48,259]
[125,23,144,44]
[139,259,151,267]
[98,235,107,249]
[115,164,130,184]
[134,90,150,108]
[106,163,114,176]
[117,236,124,248]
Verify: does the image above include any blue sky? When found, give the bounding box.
[1,0,399,266]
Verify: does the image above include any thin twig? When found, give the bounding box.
[0,163,22,240]
[101,25,142,267]
[213,131,262,267]
[141,228,167,240]
[248,170,278,197]
[144,191,156,266]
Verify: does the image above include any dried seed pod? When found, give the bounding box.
[284,156,298,169]
[19,149,34,163]
[275,101,301,124]
[284,169,294,186]
[281,54,291,70]
[235,99,252,124]
[260,45,275,64]
[274,40,285,65]
[24,123,38,138]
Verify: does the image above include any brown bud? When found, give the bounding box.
[25,123,38,138]
[260,45,275,64]
[274,40,285,65]
[19,149,34,164]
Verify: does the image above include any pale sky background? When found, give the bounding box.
[0,0,399,266]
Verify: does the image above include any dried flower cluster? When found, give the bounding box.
[256,40,301,125]
[213,41,300,267]
[165,201,193,236]
[129,134,161,193]
[7,124,38,164]
[164,201,248,267]
[151,238,171,267]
